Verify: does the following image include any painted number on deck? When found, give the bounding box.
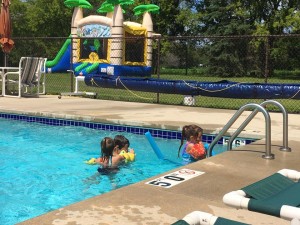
[223,138,246,146]
[146,169,205,188]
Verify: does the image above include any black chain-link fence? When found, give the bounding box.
[1,35,299,113]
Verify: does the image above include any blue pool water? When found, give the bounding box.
[0,118,227,225]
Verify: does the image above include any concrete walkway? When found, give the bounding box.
[1,95,299,139]
[1,96,300,225]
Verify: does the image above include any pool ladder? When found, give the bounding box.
[207,100,291,159]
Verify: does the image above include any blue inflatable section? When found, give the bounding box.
[47,45,71,73]
[73,63,151,76]
[106,65,151,77]
[84,75,300,99]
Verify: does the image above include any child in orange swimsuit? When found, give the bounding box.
[178,125,206,163]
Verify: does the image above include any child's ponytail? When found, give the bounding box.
[178,125,188,157]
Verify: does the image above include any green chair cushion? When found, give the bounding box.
[247,177,300,216]
[242,173,295,200]
[215,217,250,225]
[171,219,189,225]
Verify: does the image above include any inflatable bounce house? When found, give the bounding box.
[46,0,160,77]
[46,0,300,100]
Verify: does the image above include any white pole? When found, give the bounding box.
[71,7,83,63]
[142,12,153,67]
[110,4,123,66]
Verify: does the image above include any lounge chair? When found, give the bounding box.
[0,66,19,96]
[2,57,47,97]
[171,211,250,225]
[223,169,300,221]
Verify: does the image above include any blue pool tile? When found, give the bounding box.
[0,113,258,146]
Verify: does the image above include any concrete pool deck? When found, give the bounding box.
[1,95,299,225]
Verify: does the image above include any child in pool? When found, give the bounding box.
[85,135,135,167]
[178,124,206,164]
[96,137,120,174]
[113,135,135,163]
[83,137,120,185]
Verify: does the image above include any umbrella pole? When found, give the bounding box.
[4,52,7,66]
[4,52,9,94]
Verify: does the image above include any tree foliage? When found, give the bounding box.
[8,0,300,75]
[194,0,300,77]
[11,0,72,37]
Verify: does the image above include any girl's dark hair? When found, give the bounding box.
[178,125,203,157]
[100,137,115,161]
[114,135,130,149]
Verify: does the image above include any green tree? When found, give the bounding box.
[239,0,300,35]
[240,0,300,77]
[195,0,300,77]
[196,0,254,77]
[150,0,186,36]
[15,0,73,37]
[10,0,29,37]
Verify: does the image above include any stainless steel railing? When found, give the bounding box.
[227,100,291,153]
[207,103,274,159]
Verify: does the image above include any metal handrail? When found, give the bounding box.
[207,103,274,159]
[227,100,291,152]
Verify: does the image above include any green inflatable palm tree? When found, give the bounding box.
[64,0,93,9]
[105,0,134,5]
[97,1,114,13]
[97,0,134,14]
[133,4,159,16]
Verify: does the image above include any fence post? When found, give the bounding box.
[70,36,74,93]
[156,36,161,103]
[185,40,188,76]
[264,36,270,84]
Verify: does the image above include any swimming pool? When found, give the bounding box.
[0,114,256,225]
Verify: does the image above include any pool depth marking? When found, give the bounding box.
[146,169,205,188]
